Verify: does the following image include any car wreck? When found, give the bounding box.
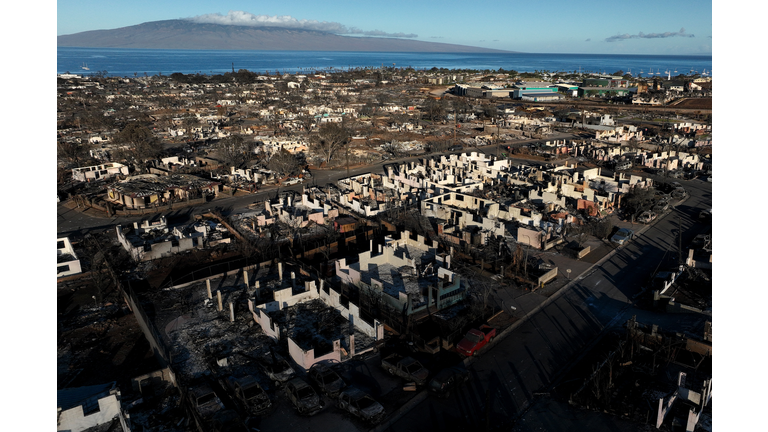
[337,387,386,424]
[285,377,324,416]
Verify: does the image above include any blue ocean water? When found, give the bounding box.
[58,47,712,78]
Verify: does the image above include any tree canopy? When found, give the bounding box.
[310,122,351,165]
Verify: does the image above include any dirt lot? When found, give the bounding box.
[670,98,712,110]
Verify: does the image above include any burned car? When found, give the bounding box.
[188,384,224,428]
[285,377,324,416]
[257,352,295,384]
[225,375,271,416]
[308,363,346,397]
[428,365,471,398]
[337,387,386,424]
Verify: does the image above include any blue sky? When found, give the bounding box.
[57,0,712,55]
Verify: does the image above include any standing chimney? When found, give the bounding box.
[206,279,212,299]
[229,302,235,322]
[278,262,283,280]
[243,270,249,289]
[217,290,223,311]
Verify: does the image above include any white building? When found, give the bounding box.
[57,382,130,432]
[72,163,129,182]
[57,237,82,277]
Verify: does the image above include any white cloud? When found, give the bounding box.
[605,27,695,42]
[186,11,417,38]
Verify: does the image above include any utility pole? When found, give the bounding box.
[677,216,683,269]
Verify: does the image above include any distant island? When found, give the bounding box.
[57,20,512,53]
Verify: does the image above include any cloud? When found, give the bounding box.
[186,11,417,38]
[605,27,694,42]
[585,38,591,42]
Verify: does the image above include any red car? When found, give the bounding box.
[456,325,497,356]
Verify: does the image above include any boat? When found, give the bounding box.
[81,62,90,71]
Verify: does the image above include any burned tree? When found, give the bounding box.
[217,134,254,169]
[309,122,351,166]
[113,122,160,170]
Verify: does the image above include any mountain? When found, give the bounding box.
[57,20,511,53]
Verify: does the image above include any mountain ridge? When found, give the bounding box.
[57,20,513,53]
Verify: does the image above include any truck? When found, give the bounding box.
[456,325,497,357]
[381,353,429,386]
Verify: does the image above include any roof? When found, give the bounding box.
[521,93,562,98]
[109,173,220,198]
[57,382,116,412]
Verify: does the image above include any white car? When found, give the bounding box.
[283,178,303,186]
[637,211,657,224]
[611,228,634,245]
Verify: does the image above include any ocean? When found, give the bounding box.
[58,47,712,78]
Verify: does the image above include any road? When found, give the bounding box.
[383,176,712,432]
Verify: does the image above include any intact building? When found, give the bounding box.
[511,82,558,99]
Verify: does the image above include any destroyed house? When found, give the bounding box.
[57,382,130,432]
[106,173,221,209]
[335,231,463,317]
[247,262,383,371]
[116,216,231,262]
[57,237,82,277]
[72,162,129,182]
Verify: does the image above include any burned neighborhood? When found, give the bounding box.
[57,65,713,432]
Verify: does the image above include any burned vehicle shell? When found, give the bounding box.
[257,353,295,383]
[227,375,271,415]
[285,377,324,416]
[337,387,385,424]
[428,365,470,398]
[308,363,346,397]
[188,384,224,424]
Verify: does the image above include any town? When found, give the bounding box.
[57,66,712,432]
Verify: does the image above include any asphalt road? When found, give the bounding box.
[383,176,712,432]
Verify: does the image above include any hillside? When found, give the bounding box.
[57,20,511,53]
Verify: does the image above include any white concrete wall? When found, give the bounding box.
[288,337,341,371]
[248,302,281,340]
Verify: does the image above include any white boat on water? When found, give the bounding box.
[81,63,90,71]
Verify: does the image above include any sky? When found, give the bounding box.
[57,0,712,55]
